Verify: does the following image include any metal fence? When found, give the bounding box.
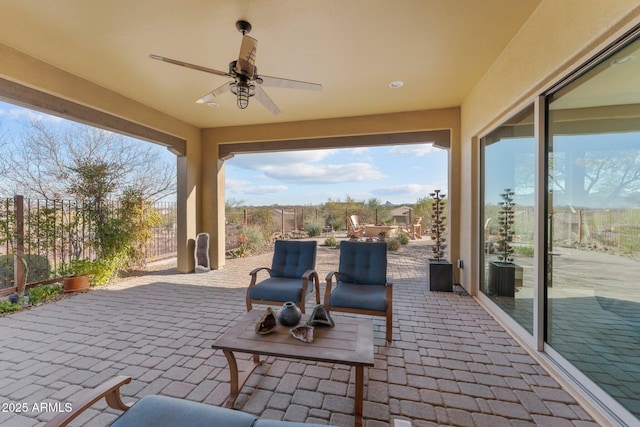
[550,208,640,254]
[1,196,176,294]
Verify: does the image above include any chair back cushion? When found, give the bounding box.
[338,240,387,285]
[270,240,317,279]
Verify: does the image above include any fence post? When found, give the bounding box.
[14,195,25,293]
[281,208,285,235]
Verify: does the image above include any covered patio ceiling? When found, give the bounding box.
[0,0,542,130]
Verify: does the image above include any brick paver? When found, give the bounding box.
[0,238,597,426]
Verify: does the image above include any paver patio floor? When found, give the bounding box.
[0,238,598,426]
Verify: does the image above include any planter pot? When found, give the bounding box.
[488,261,522,297]
[63,275,90,293]
[428,259,453,292]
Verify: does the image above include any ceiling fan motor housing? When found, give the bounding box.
[235,20,252,35]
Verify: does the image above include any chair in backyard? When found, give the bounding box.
[347,214,365,237]
[246,240,320,313]
[324,240,393,343]
[410,216,423,239]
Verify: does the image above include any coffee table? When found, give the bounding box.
[211,309,374,427]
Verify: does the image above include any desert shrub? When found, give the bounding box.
[387,238,401,251]
[324,235,338,247]
[329,219,343,232]
[27,284,62,305]
[513,245,534,257]
[231,225,268,258]
[398,232,410,245]
[304,221,324,237]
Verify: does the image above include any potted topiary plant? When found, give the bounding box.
[427,190,453,291]
[488,189,523,297]
[62,259,93,293]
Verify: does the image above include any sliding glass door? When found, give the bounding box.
[546,35,640,419]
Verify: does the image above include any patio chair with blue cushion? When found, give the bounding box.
[246,240,320,313]
[324,240,393,343]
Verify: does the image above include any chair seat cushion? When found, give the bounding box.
[109,395,257,427]
[249,277,311,303]
[329,282,387,312]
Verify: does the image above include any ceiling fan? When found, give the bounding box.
[149,20,322,115]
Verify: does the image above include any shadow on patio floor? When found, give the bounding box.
[0,238,596,426]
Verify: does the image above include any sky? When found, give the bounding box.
[0,101,449,206]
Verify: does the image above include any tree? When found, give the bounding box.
[0,118,175,202]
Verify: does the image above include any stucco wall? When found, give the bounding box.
[459,0,640,293]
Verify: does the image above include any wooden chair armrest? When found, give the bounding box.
[301,270,319,293]
[325,271,338,282]
[301,269,317,280]
[248,267,271,286]
[386,280,393,301]
[44,376,132,427]
[323,271,339,307]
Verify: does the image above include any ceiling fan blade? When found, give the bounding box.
[149,54,230,77]
[236,35,257,79]
[254,85,281,115]
[195,82,234,104]
[258,75,322,91]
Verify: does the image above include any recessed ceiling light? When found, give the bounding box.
[389,80,404,88]
[610,55,635,66]
[207,102,220,107]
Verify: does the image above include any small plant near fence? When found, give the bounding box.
[1,195,175,294]
[1,283,63,315]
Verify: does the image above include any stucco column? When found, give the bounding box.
[176,137,202,273]
[202,136,226,270]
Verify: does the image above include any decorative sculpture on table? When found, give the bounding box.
[255,307,277,335]
[290,325,314,343]
[278,301,302,326]
[306,305,335,327]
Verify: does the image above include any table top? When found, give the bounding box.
[212,309,374,366]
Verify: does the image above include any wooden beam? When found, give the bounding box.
[219,129,450,160]
[0,77,186,155]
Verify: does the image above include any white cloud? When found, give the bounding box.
[225,178,287,195]
[349,147,369,155]
[230,150,338,170]
[228,150,385,185]
[372,183,438,197]
[242,185,288,195]
[0,107,64,123]
[261,162,385,184]
[389,143,434,157]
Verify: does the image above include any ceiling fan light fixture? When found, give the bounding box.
[389,80,404,88]
[231,81,255,109]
